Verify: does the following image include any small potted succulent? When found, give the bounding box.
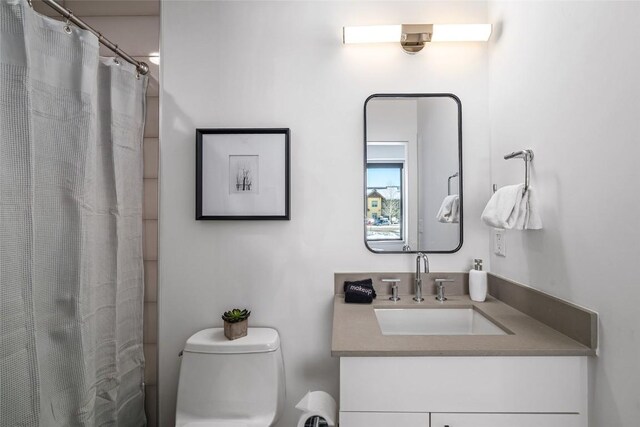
[222,308,251,340]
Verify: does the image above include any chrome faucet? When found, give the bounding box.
[414,252,430,302]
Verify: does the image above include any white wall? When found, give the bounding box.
[488,2,640,426]
[159,1,490,426]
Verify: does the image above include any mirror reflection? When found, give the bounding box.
[364,94,463,253]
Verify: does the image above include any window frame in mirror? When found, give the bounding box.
[366,161,405,243]
[363,93,464,254]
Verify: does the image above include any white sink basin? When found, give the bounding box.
[374,307,507,336]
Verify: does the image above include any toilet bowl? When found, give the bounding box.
[175,328,285,427]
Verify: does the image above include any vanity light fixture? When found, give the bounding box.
[343,24,492,54]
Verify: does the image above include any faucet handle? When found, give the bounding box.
[434,278,455,302]
[382,279,401,302]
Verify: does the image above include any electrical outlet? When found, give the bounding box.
[494,228,506,257]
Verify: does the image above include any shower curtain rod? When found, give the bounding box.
[34,0,149,75]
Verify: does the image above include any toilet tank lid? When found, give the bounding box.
[183,327,280,354]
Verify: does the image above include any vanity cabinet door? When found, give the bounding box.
[339,411,429,427]
[431,413,584,427]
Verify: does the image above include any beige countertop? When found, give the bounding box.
[331,294,596,357]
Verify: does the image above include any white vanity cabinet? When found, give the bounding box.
[431,413,582,427]
[340,412,430,426]
[339,356,588,427]
[341,413,582,427]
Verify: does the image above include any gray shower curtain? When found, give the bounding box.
[0,0,147,425]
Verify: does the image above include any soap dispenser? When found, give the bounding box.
[469,258,487,302]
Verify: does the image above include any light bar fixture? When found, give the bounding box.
[343,23,492,54]
[342,25,402,44]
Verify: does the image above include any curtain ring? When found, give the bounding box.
[27,0,33,8]
[63,13,73,34]
[113,47,121,66]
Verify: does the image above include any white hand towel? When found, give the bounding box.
[481,184,542,230]
[436,194,460,223]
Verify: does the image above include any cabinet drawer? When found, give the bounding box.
[340,411,429,427]
[431,413,584,427]
[340,356,587,413]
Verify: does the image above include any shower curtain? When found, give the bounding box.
[1,0,147,425]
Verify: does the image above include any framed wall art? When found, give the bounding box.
[196,128,290,220]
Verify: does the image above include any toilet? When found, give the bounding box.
[175,327,285,427]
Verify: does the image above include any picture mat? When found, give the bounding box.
[201,133,286,216]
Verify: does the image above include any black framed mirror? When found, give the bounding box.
[364,94,463,253]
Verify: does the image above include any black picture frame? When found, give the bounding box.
[195,128,291,221]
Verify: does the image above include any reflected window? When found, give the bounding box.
[366,163,403,241]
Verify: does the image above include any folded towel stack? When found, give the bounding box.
[436,194,460,223]
[343,279,377,304]
[481,184,542,230]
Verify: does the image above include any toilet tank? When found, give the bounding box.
[176,328,285,426]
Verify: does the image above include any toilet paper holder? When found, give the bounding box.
[296,390,337,427]
[304,416,328,427]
